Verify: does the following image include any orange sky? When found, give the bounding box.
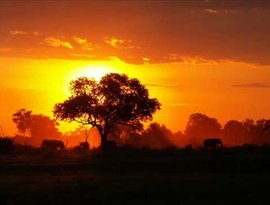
[1,1,270,135]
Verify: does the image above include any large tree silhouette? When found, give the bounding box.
[53,73,160,150]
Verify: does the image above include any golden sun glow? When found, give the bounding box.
[71,64,116,81]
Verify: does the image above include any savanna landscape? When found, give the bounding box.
[1,1,270,204]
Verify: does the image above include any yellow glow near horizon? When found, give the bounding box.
[67,58,127,82]
[72,64,114,81]
[60,61,122,98]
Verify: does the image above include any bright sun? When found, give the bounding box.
[63,60,123,97]
[72,64,114,81]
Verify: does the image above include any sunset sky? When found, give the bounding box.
[1,0,270,135]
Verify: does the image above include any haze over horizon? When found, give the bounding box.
[1,0,270,135]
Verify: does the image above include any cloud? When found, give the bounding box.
[10,30,28,35]
[104,37,140,49]
[9,30,43,36]
[142,57,150,64]
[2,1,270,65]
[73,36,93,51]
[73,36,87,45]
[204,9,220,14]
[71,53,96,59]
[44,37,73,49]
[32,31,43,36]
[167,54,218,65]
[233,83,270,88]
[203,8,240,15]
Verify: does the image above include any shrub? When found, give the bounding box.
[0,137,14,154]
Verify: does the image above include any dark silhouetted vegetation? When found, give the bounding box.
[184,113,222,147]
[54,73,160,151]
[12,109,62,146]
[0,137,14,154]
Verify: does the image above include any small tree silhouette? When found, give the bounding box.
[12,109,32,137]
[185,113,221,146]
[53,73,161,151]
[12,109,62,145]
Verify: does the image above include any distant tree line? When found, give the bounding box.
[182,113,270,147]
[108,113,270,148]
[9,110,270,150]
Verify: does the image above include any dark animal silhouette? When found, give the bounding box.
[204,138,223,149]
[41,139,64,151]
[79,141,90,151]
[81,130,90,151]
[73,130,90,153]
[0,137,14,154]
[105,140,117,151]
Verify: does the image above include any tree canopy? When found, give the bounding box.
[12,109,61,140]
[184,113,222,146]
[12,109,32,136]
[53,73,161,150]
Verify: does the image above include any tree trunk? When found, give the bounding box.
[96,125,108,151]
[101,133,108,151]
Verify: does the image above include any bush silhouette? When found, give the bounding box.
[0,137,14,154]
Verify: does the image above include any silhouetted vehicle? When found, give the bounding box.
[0,137,14,154]
[203,138,223,149]
[41,139,64,151]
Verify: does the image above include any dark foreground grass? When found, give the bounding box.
[1,148,270,204]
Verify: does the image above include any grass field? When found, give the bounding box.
[1,148,270,204]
